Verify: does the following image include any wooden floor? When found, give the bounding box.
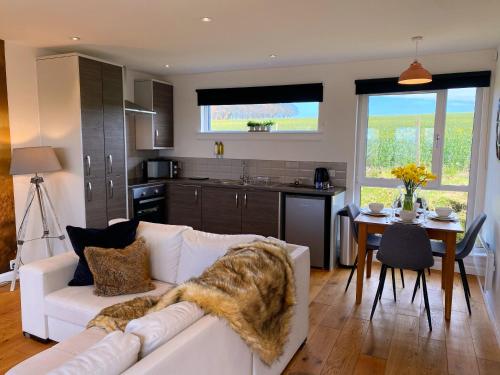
[284,265,500,375]
[0,266,499,374]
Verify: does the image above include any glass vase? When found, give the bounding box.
[403,193,414,211]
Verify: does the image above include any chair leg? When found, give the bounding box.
[379,265,387,301]
[412,271,421,303]
[344,255,358,293]
[457,259,472,315]
[400,268,405,288]
[421,271,432,331]
[370,265,387,320]
[391,267,397,302]
[428,268,431,275]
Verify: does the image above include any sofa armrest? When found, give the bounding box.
[19,251,78,339]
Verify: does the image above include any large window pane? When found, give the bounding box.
[441,88,476,186]
[207,102,319,132]
[366,93,436,178]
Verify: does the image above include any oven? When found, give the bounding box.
[131,184,166,223]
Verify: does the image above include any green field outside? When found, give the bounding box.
[210,117,318,132]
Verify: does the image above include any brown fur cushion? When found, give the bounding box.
[84,237,155,297]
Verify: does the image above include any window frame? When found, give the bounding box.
[355,88,486,226]
[199,103,322,134]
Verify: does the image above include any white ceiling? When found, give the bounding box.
[1,0,500,75]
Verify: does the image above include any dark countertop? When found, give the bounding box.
[128,177,346,197]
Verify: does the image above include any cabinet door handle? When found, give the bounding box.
[194,188,198,203]
[244,193,247,208]
[109,179,114,199]
[235,193,239,208]
[107,154,113,174]
[87,181,92,202]
[155,129,159,141]
[85,155,91,176]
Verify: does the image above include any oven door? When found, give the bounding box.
[133,196,166,223]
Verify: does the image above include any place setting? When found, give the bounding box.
[427,207,459,222]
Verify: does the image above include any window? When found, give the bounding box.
[201,102,320,132]
[356,87,485,230]
[196,83,323,133]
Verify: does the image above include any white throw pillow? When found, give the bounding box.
[175,230,265,284]
[136,222,192,283]
[125,301,205,357]
[47,331,140,375]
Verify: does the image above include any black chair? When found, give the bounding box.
[430,213,486,315]
[344,204,405,301]
[370,223,435,330]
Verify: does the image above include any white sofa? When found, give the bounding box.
[9,221,310,375]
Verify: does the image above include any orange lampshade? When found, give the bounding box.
[398,60,432,85]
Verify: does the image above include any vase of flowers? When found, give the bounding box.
[391,164,436,219]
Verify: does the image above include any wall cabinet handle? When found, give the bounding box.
[194,188,198,203]
[155,129,159,140]
[109,179,114,199]
[85,155,91,176]
[235,193,239,208]
[107,154,113,174]
[87,181,92,201]
[244,193,247,208]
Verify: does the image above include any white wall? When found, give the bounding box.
[4,42,55,268]
[483,46,500,336]
[161,49,496,201]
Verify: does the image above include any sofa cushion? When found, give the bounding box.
[45,281,174,328]
[67,219,139,286]
[136,222,191,284]
[125,301,205,358]
[85,238,155,297]
[176,231,265,284]
[47,331,140,375]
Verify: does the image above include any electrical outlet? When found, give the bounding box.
[9,260,16,270]
[329,169,336,178]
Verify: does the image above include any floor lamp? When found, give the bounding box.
[9,146,68,291]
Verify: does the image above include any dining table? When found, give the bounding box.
[354,210,464,320]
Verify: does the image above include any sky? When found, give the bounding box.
[368,88,477,116]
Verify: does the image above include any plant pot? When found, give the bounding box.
[400,209,416,222]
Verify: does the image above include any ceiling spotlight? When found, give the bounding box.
[201,17,212,22]
[164,64,170,68]
[70,36,80,41]
[269,54,277,59]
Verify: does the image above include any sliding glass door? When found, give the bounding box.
[356,87,485,230]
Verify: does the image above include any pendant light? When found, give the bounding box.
[398,36,432,85]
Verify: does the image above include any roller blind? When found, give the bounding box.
[196,83,323,106]
[355,71,491,95]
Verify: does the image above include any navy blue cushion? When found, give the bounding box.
[67,219,139,286]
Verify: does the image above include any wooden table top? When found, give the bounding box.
[354,210,464,233]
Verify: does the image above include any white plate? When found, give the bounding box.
[393,218,421,225]
[361,209,389,217]
[429,213,457,222]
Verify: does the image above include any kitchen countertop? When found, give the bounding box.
[128,177,346,196]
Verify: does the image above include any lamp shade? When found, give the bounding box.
[10,146,62,175]
[398,61,432,85]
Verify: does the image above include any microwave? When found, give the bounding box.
[143,159,178,179]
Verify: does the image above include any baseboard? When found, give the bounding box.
[0,270,14,284]
[479,278,500,346]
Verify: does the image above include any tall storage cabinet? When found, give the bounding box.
[37,54,126,229]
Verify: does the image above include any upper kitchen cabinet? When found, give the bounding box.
[37,54,127,229]
[134,80,174,149]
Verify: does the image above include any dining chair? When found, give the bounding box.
[344,204,405,301]
[370,223,434,330]
[429,213,486,315]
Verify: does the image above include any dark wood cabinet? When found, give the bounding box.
[241,190,280,237]
[79,57,126,227]
[167,184,202,230]
[135,80,174,149]
[153,81,173,148]
[202,187,242,234]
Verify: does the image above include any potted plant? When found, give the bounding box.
[263,121,274,132]
[247,121,259,132]
[391,163,436,220]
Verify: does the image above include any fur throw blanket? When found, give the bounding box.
[87,241,296,365]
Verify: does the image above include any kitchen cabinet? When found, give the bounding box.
[37,54,127,229]
[202,187,242,234]
[241,190,280,237]
[134,80,174,149]
[167,184,202,230]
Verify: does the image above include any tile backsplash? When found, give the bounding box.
[171,157,347,187]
